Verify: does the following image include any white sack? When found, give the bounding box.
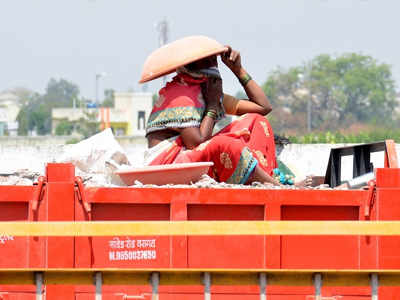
[58,129,130,173]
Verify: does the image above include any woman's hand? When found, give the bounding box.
[221,46,242,75]
[181,77,222,149]
[221,45,273,116]
[201,77,223,110]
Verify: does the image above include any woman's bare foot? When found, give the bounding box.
[247,165,282,186]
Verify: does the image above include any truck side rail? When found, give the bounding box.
[1,220,399,299]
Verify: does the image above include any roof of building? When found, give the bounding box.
[0,92,19,104]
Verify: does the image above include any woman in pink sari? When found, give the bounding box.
[144,39,281,185]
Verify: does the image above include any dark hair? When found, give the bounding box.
[185,55,217,71]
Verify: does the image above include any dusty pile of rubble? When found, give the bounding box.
[0,169,41,186]
[1,129,397,189]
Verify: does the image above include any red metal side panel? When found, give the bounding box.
[92,203,170,268]
[185,189,272,270]
[75,294,146,300]
[208,296,258,300]
[150,295,370,300]
[270,297,369,300]
[274,190,372,298]
[45,163,76,300]
[377,188,400,269]
[76,202,170,268]
[77,294,264,300]
[170,197,188,268]
[376,168,400,189]
[74,186,377,299]
[46,163,75,183]
[46,183,75,268]
[187,203,265,268]
[0,185,45,296]
[0,202,30,268]
[74,188,174,297]
[159,295,203,300]
[160,295,257,300]
[375,168,400,300]
[0,293,36,299]
[375,168,400,270]
[281,205,360,269]
[0,186,44,268]
[4,163,395,299]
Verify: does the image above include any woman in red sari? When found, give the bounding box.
[145,44,281,185]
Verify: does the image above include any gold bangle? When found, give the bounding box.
[206,110,217,119]
[239,72,252,86]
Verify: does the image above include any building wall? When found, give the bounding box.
[0,92,21,136]
[118,92,153,135]
[51,108,98,135]
[51,92,153,136]
[52,108,98,121]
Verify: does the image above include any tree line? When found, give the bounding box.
[262,53,398,135]
[9,52,400,140]
[15,79,114,136]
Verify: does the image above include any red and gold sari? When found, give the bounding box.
[145,74,277,184]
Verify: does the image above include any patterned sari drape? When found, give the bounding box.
[148,113,277,184]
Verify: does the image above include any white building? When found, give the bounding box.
[52,92,153,136]
[0,92,20,136]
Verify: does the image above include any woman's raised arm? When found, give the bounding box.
[221,46,272,116]
[179,77,222,149]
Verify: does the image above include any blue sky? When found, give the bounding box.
[1,0,398,100]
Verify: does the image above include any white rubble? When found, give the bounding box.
[0,130,399,188]
[58,128,130,173]
[278,143,398,181]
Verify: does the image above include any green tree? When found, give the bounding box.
[42,78,80,108]
[76,110,100,138]
[16,108,29,135]
[102,89,115,107]
[262,66,308,132]
[9,88,34,135]
[263,53,397,132]
[16,78,81,135]
[16,92,48,135]
[55,120,74,135]
[263,66,303,108]
[308,54,396,126]
[28,103,51,135]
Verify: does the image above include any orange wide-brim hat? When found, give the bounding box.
[139,35,228,83]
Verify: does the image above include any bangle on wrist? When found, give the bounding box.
[205,110,217,120]
[239,72,252,86]
[206,107,217,112]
